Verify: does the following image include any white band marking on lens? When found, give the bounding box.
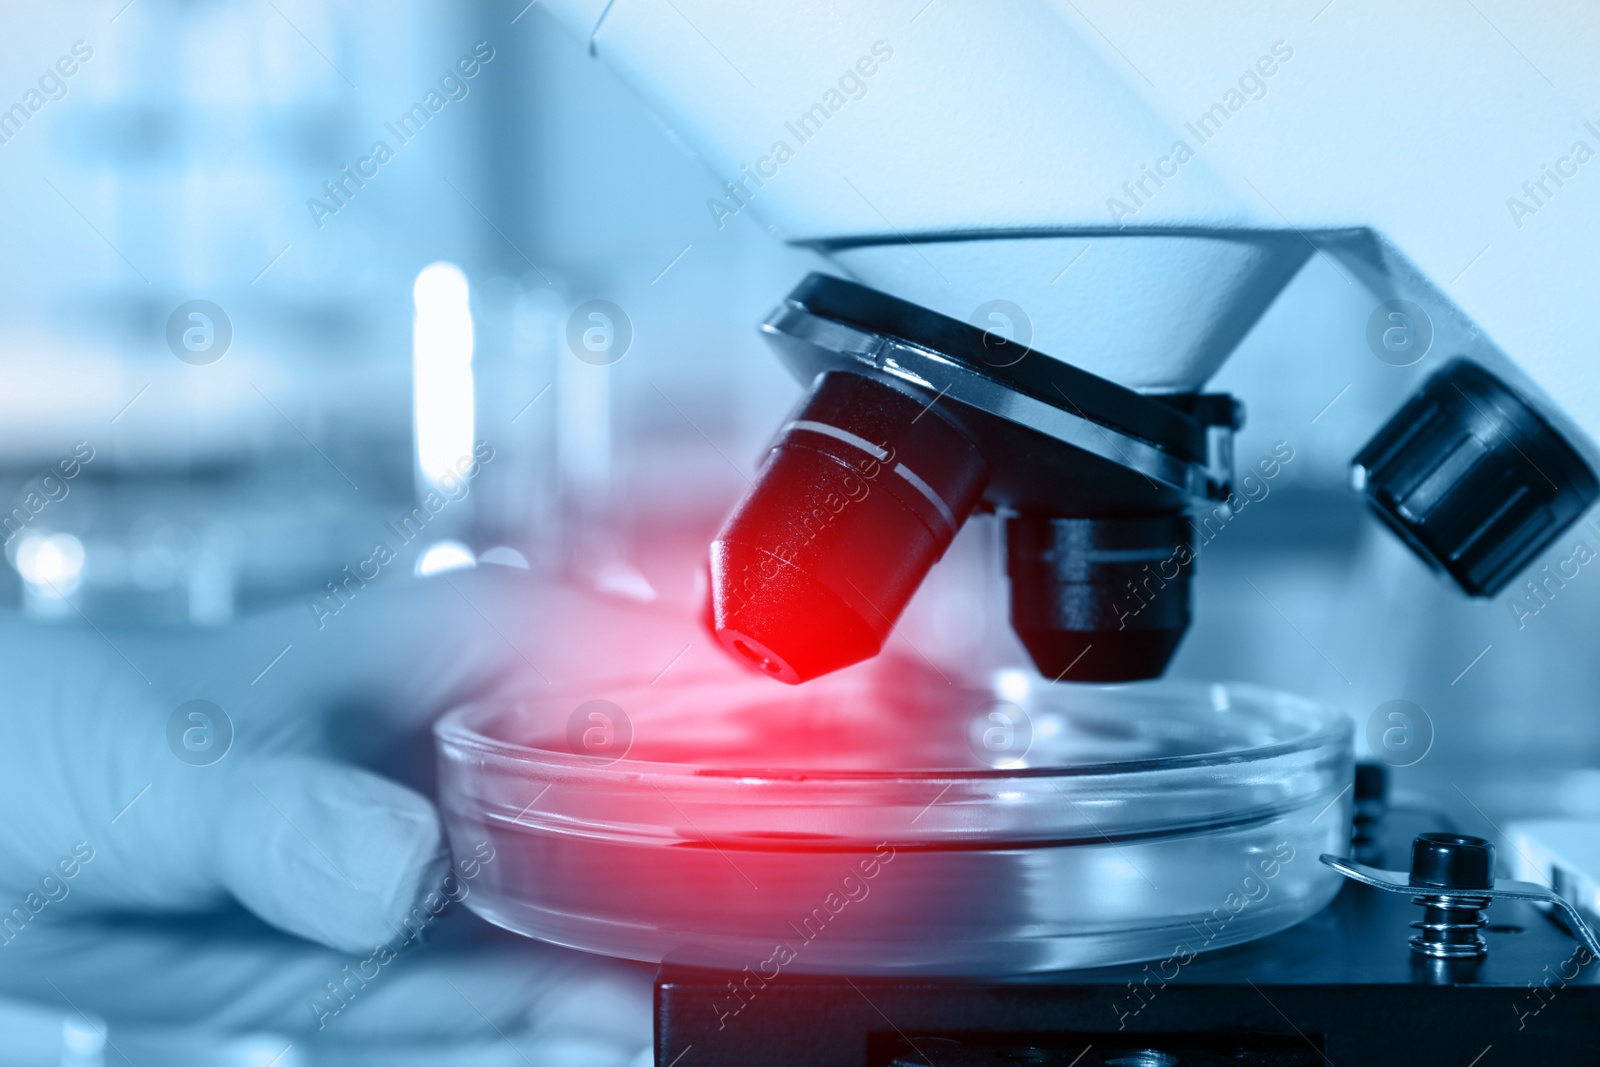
[894,462,956,534]
[783,420,956,534]
[784,420,887,460]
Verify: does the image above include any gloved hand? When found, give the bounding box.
[0,566,711,1063]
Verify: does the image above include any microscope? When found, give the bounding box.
[532,1,1600,686]
[516,3,1600,1061]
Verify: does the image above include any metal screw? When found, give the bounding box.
[1407,832,1496,958]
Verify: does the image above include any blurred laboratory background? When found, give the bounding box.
[0,0,1596,858]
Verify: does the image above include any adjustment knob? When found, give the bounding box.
[1353,360,1598,596]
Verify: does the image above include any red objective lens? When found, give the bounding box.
[709,372,988,684]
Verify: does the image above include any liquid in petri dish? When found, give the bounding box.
[435,662,1352,975]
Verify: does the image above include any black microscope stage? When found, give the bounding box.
[653,824,1598,1066]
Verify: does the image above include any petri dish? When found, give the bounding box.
[434,666,1353,975]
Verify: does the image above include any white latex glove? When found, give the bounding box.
[0,567,706,1063]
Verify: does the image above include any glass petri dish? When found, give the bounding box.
[434,666,1352,975]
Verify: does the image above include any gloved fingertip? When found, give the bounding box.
[217,758,447,953]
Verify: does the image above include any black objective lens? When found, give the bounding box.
[709,372,988,684]
[1005,513,1194,682]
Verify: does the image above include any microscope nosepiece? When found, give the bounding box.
[709,372,988,684]
[712,274,1239,686]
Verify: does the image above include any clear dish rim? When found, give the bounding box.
[433,678,1353,786]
